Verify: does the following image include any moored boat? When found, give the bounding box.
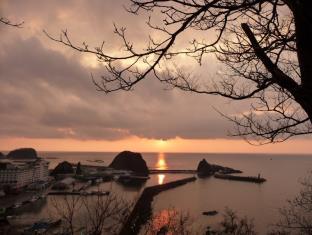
[117,175,150,186]
[203,210,218,216]
[12,203,22,209]
[30,195,39,202]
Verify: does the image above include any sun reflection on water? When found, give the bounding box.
[156,153,168,185]
[156,153,168,170]
[151,209,181,232]
[158,174,165,185]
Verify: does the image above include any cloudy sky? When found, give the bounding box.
[0,0,311,153]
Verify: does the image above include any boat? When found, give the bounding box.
[91,190,109,196]
[203,210,218,216]
[80,191,88,196]
[87,159,104,163]
[117,175,150,186]
[91,178,103,185]
[30,195,39,202]
[96,178,103,183]
[12,203,22,209]
[23,219,62,234]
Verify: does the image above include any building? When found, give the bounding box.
[0,158,49,189]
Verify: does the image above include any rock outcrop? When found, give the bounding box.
[0,152,4,159]
[51,161,74,176]
[7,148,38,159]
[197,159,242,177]
[109,151,149,176]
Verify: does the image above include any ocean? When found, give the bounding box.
[12,152,312,233]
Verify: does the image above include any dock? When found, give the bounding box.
[214,174,266,183]
[119,176,197,235]
[48,191,109,196]
[149,169,197,174]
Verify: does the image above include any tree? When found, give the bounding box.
[141,208,256,235]
[0,17,23,27]
[50,193,133,235]
[269,172,312,234]
[213,208,256,235]
[46,0,312,144]
[50,195,81,235]
[141,209,197,235]
[51,200,257,235]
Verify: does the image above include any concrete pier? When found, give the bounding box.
[119,176,197,235]
[149,169,197,174]
[214,174,266,183]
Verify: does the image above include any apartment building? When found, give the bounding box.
[0,159,49,189]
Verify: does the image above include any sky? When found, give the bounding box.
[0,0,311,154]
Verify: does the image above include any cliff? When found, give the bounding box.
[51,161,74,175]
[109,151,149,176]
[197,159,242,177]
[7,148,38,159]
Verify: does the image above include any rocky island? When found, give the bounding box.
[109,151,149,176]
[197,159,242,177]
[51,161,74,176]
[7,148,38,159]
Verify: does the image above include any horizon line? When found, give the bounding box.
[1,149,311,156]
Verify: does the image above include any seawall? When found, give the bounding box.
[119,176,197,235]
[214,174,266,183]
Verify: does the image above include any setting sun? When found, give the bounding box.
[155,139,168,150]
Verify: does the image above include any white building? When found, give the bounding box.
[0,158,49,189]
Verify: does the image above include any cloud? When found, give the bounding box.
[0,0,245,141]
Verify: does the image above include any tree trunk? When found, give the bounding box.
[292,1,312,123]
[293,1,312,89]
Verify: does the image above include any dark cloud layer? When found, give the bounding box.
[0,0,242,141]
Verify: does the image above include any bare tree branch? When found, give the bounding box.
[0,17,24,27]
[46,0,312,144]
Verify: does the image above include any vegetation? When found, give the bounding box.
[47,0,312,144]
[141,209,197,235]
[269,172,312,234]
[50,193,133,235]
[211,208,256,235]
[51,198,257,235]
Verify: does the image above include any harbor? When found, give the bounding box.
[0,149,273,234]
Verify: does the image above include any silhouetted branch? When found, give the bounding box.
[270,172,312,234]
[51,193,133,235]
[0,17,24,27]
[46,0,312,144]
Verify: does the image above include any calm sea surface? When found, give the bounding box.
[9,152,312,233]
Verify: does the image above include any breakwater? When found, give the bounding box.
[48,191,109,196]
[149,169,197,174]
[119,176,197,235]
[214,174,266,183]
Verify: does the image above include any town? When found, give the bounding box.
[0,148,267,234]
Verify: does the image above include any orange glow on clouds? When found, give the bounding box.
[0,136,312,154]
